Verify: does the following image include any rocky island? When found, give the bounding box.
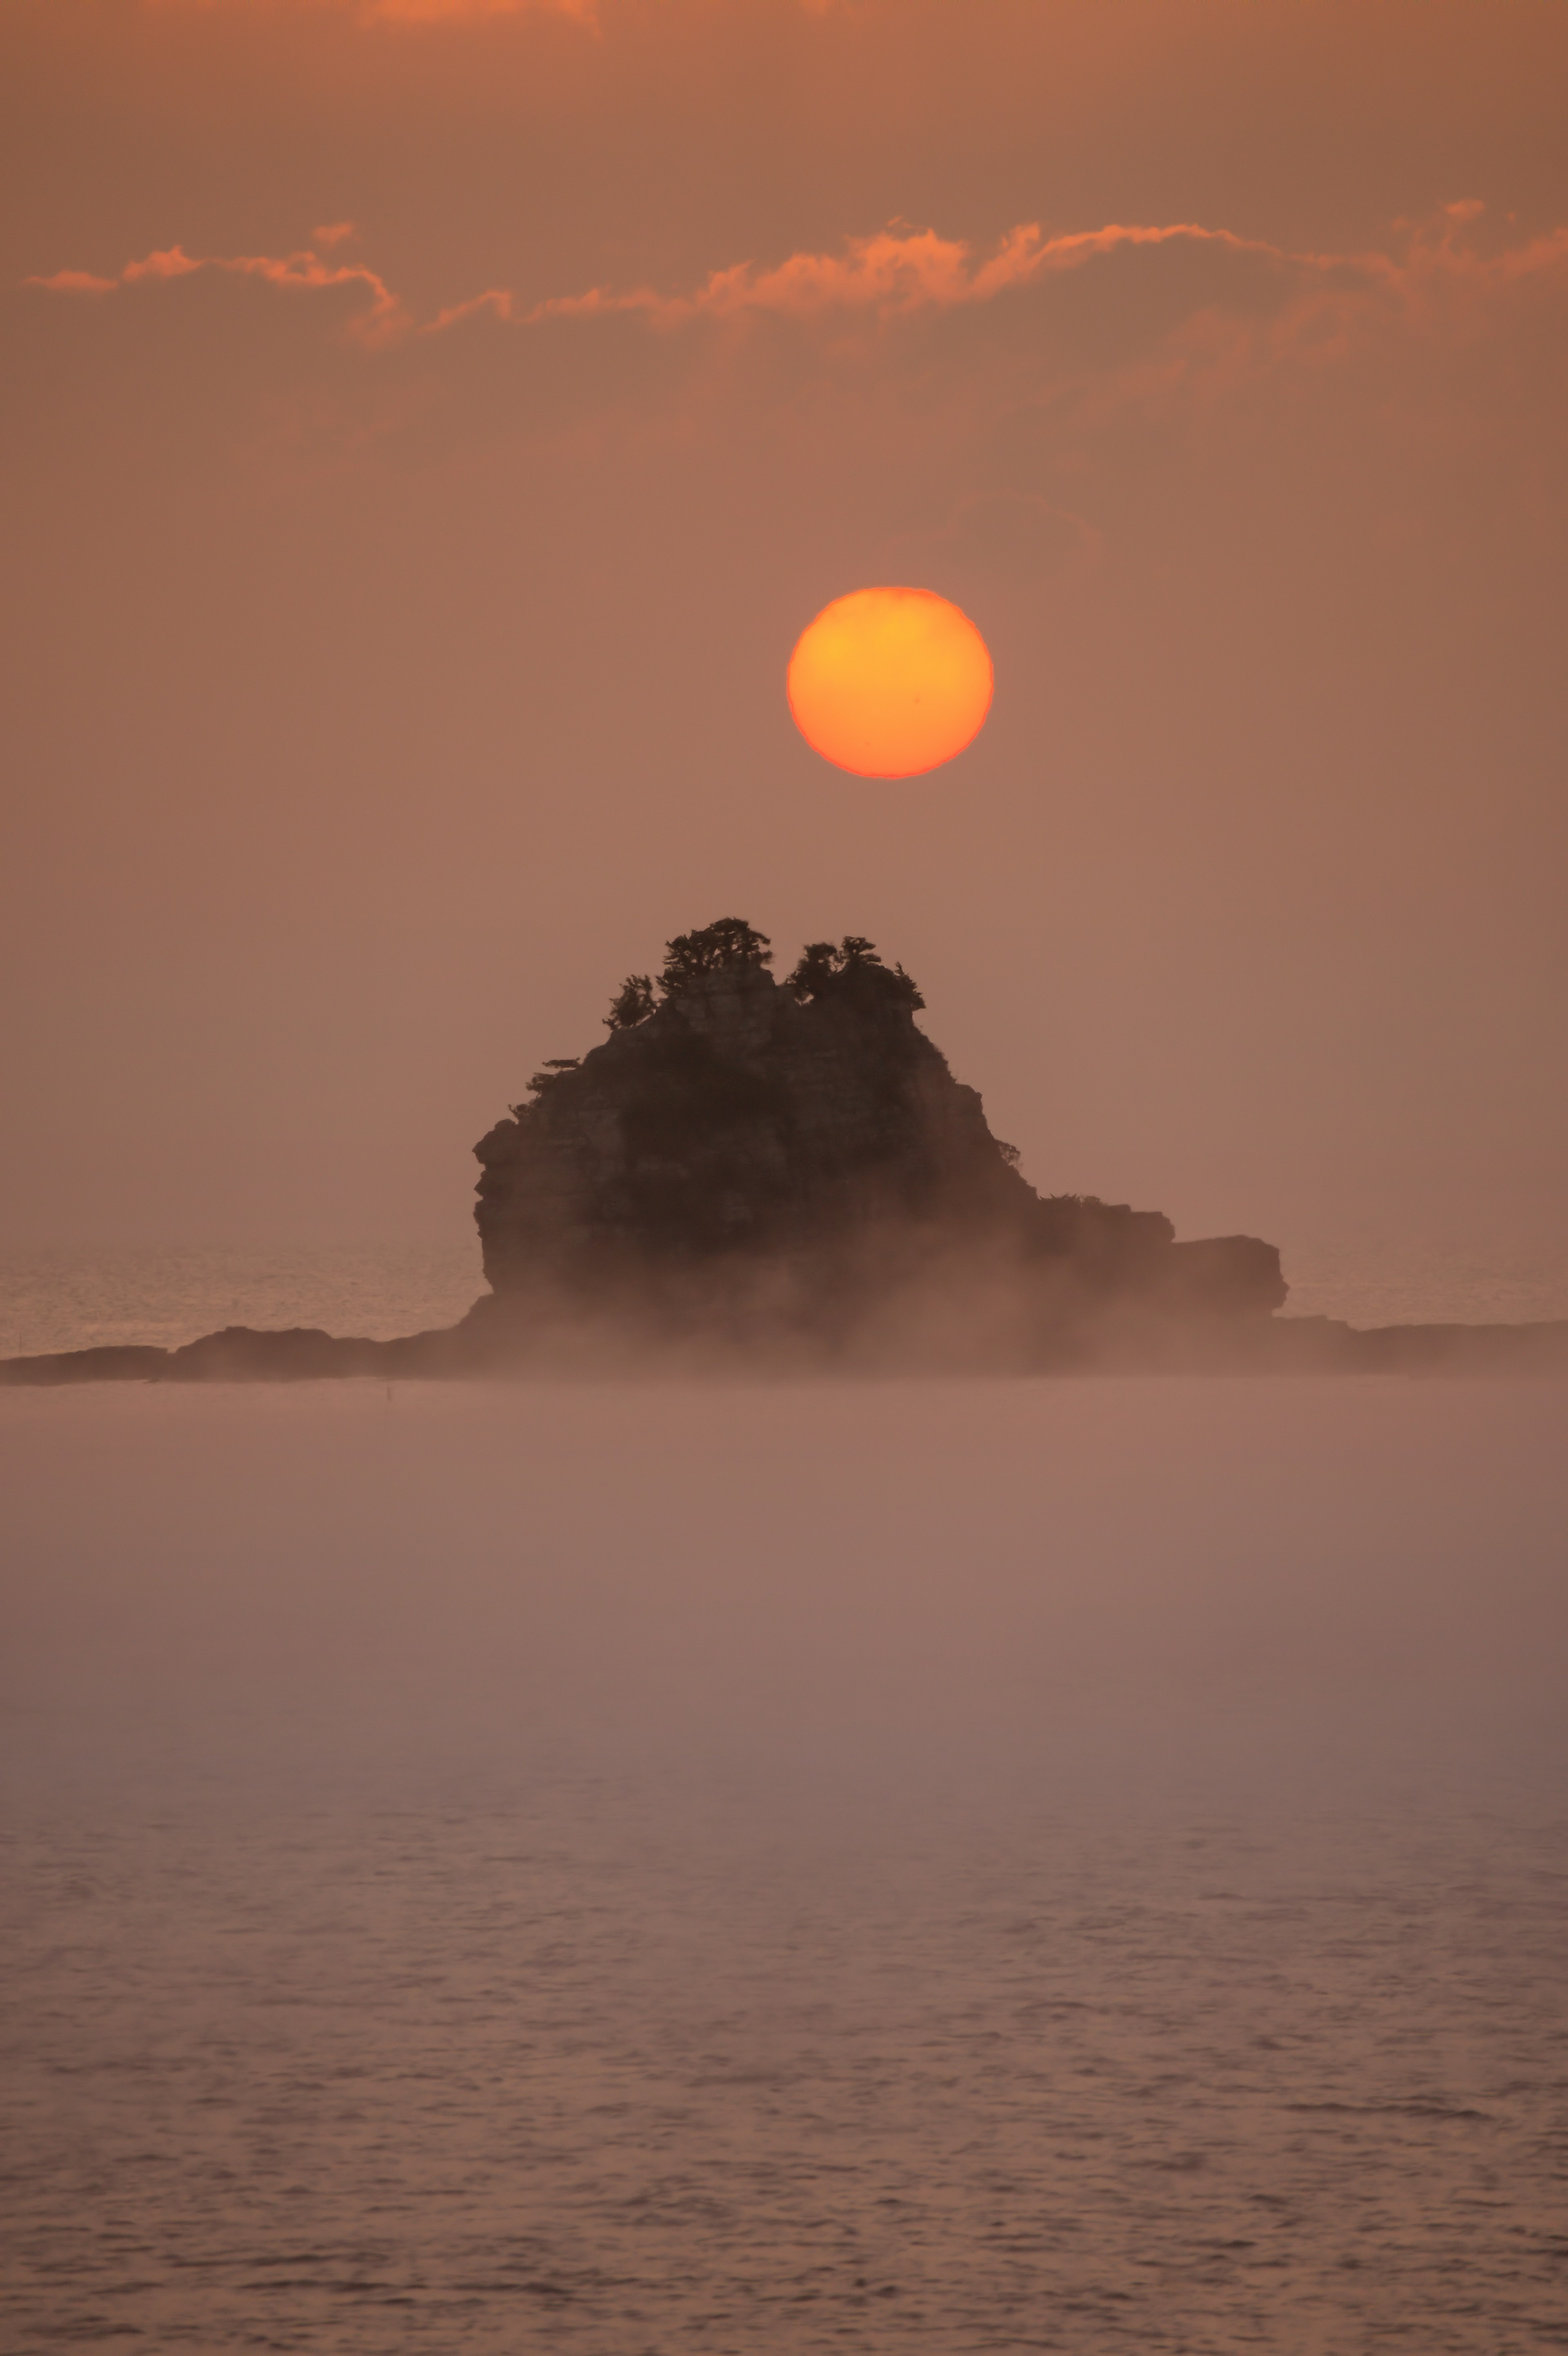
[6,919,1566,1381]
[467,919,1283,1356]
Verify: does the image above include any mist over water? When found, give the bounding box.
[5,1232,1568,1362]
[4,1377,1566,2349]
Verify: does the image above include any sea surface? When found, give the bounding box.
[0,1242,488,1362]
[3,1374,1566,2351]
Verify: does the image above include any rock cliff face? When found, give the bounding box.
[472,922,1285,1350]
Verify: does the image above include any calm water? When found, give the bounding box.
[0,1242,486,1361]
[4,1370,1566,2350]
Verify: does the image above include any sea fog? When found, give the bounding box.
[6,1231,1568,1361]
[4,1377,1566,2350]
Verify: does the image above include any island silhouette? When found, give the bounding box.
[7,919,1566,1381]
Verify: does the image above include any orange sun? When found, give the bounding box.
[787,587,993,778]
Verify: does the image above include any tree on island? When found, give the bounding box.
[510,1056,581,1112]
[786,935,924,1011]
[518,922,921,1120]
[658,917,773,994]
[605,974,656,1030]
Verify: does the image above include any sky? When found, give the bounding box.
[4,0,1566,1266]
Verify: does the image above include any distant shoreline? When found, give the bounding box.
[7,1311,1568,1385]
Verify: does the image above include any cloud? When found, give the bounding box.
[25,241,410,346]
[122,248,205,283]
[350,0,595,18]
[24,207,1568,392]
[146,0,599,20]
[143,0,840,16]
[525,220,1299,329]
[465,209,1568,394]
[423,287,521,334]
[30,220,1287,357]
[28,269,120,296]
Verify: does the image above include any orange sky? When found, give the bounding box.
[4,0,1566,1263]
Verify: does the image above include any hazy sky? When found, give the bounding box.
[4,0,1565,1261]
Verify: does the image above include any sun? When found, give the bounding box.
[787,587,993,778]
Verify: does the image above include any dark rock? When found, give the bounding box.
[164,1325,466,1381]
[473,926,1284,1346]
[1162,1236,1289,1319]
[0,1327,467,1386]
[0,1343,170,1386]
[166,1326,390,1381]
[1263,1317,1568,1374]
[1347,1320,1568,1374]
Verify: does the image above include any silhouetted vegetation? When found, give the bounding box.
[512,1057,581,1111]
[659,918,773,995]
[605,974,656,1031]
[786,935,924,1012]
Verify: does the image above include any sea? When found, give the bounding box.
[3,1247,1566,2352]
